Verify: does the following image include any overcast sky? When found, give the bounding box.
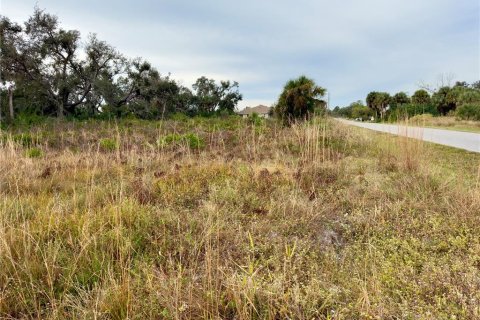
[2,0,479,109]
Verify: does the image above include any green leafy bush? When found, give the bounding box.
[99,138,118,152]
[25,147,42,158]
[12,114,50,128]
[12,133,34,147]
[456,103,480,120]
[248,113,264,126]
[351,105,373,121]
[184,133,205,149]
[458,90,480,105]
[157,133,205,149]
[169,113,190,122]
[157,133,182,147]
[389,103,438,121]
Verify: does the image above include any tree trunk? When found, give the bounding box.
[8,87,14,121]
[57,103,64,118]
[161,99,166,120]
[58,88,70,118]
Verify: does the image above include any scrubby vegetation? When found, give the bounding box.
[1,116,479,319]
[274,76,326,125]
[0,9,242,122]
[406,114,480,133]
[1,4,478,319]
[456,103,480,121]
[332,80,480,124]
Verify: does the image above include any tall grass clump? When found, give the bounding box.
[99,138,118,151]
[157,132,205,150]
[25,147,43,158]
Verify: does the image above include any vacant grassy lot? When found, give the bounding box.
[0,116,479,319]
[406,114,480,133]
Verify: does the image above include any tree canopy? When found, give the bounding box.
[274,75,326,125]
[0,8,243,121]
[366,91,391,119]
[391,92,410,108]
[192,77,242,114]
[411,90,431,105]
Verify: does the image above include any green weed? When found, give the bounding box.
[25,147,42,158]
[99,138,118,151]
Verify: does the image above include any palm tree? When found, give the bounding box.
[275,75,326,125]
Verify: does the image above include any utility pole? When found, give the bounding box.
[327,91,330,109]
[324,90,330,110]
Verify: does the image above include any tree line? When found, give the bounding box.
[332,81,480,121]
[0,8,242,123]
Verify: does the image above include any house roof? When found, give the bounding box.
[237,105,272,115]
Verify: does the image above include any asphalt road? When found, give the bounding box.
[336,119,480,153]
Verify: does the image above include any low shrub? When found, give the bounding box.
[169,112,190,122]
[408,113,436,125]
[184,133,204,149]
[155,164,233,207]
[99,138,118,152]
[25,147,42,158]
[12,133,34,147]
[157,133,182,148]
[456,103,480,121]
[351,105,373,121]
[389,104,438,121]
[247,113,264,126]
[157,133,205,149]
[12,114,50,127]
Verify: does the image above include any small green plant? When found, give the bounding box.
[169,112,190,122]
[157,133,182,147]
[99,138,118,151]
[184,133,205,149]
[157,133,205,149]
[25,147,42,158]
[13,133,34,147]
[248,113,264,126]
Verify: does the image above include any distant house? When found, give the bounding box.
[237,105,272,118]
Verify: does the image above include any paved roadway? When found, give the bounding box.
[336,119,480,153]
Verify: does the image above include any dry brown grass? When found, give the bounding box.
[0,116,479,319]
[407,114,480,133]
